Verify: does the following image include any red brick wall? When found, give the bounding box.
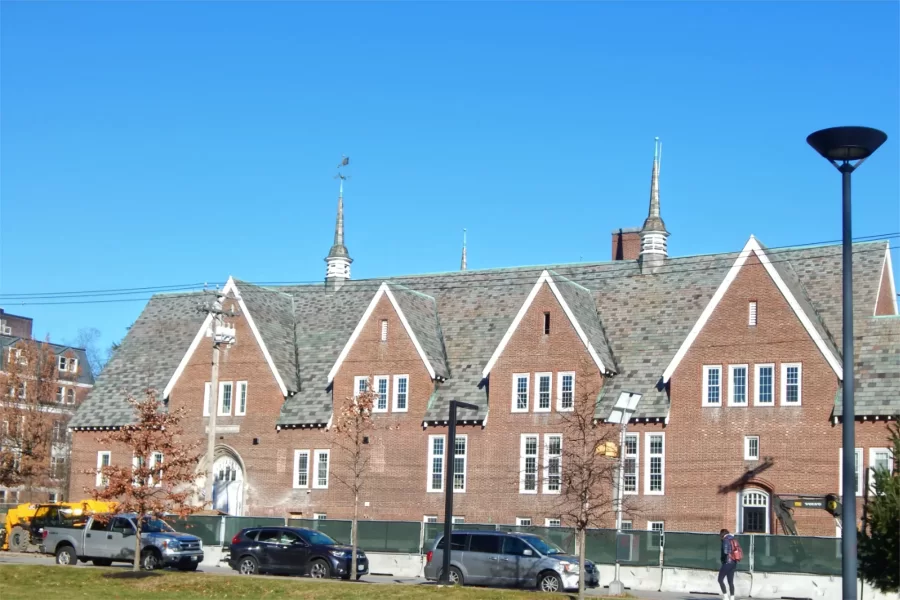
[612,230,641,261]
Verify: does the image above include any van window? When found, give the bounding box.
[468,534,501,554]
[437,533,467,551]
[257,529,283,544]
[503,536,533,556]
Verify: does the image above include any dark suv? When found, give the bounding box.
[227,526,368,580]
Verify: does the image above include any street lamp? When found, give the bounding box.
[807,125,887,600]
[440,400,478,584]
[607,391,642,596]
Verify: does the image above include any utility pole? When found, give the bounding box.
[607,391,641,597]
[200,291,237,508]
[440,400,477,584]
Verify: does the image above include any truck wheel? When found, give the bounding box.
[55,545,76,566]
[141,549,161,571]
[308,558,331,579]
[9,526,29,553]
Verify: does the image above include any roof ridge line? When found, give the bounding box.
[385,282,437,302]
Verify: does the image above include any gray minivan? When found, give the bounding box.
[423,530,598,592]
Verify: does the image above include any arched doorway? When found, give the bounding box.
[738,488,770,534]
[212,450,245,516]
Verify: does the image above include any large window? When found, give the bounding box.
[702,366,722,406]
[728,365,748,406]
[781,363,802,405]
[512,374,529,412]
[428,435,445,492]
[96,451,111,487]
[313,450,330,489]
[453,435,468,492]
[535,373,552,412]
[374,376,389,412]
[869,448,894,494]
[543,435,562,494]
[644,433,665,495]
[236,381,248,416]
[392,375,409,412]
[218,382,233,416]
[557,372,575,411]
[293,450,309,489]
[739,489,769,534]
[520,435,539,493]
[623,433,639,494]
[754,364,774,405]
[839,448,864,497]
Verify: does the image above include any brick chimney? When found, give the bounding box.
[611,227,641,261]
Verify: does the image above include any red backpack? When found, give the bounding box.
[729,537,743,562]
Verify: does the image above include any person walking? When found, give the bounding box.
[718,528,739,600]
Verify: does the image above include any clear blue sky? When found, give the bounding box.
[1,1,898,353]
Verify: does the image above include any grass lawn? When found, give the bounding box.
[0,565,622,599]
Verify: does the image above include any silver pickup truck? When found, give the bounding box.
[40,514,204,570]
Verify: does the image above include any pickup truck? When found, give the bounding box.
[40,514,204,570]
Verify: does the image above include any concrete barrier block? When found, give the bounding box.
[365,552,424,578]
[660,567,750,597]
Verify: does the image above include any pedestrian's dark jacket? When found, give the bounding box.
[721,534,734,564]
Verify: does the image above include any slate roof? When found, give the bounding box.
[0,336,96,387]
[834,316,900,418]
[71,239,897,428]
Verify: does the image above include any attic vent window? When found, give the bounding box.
[543,312,550,335]
[381,320,388,342]
[748,301,758,327]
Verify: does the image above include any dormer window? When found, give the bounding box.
[543,312,550,335]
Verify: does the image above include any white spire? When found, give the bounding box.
[460,228,467,271]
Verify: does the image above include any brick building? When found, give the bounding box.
[69,147,899,537]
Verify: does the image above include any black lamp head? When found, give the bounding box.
[807,126,887,162]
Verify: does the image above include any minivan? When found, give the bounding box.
[423,530,598,592]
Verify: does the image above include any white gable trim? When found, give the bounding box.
[481,270,607,378]
[162,277,288,399]
[662,237,842,383]
[327,282,437,383]
[874,244,898,316]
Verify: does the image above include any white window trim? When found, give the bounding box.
[519,434,539,494]
[545,518,561,527]
[868,448,894,494]
[58,356,68,371]
[780,363,802,406]
[380,319,388,342]
[512,373,529,413]
[293,449,310,489]
[453,434,468,493]
[71,358,79,373]
[621,520,633,530]
[392,375,409,412]
[427,434,445,493]
[96,451,111,487]
[354,376,368,397]
[203,382,211,417]
[373,375,390,413]
[313,449,330,489]
[556,371,575,412]
[516,517,532,526]
[702,365,722,407]
[218,381,234,416]
[748,301,758,326]
[839,448,864,497]
[314,513,327,520]
[728,365,749,407]
[235,381,248,416]
[623,432,639,495]
[644,433,665,496]
[534,372,552,413]
[451,516,465,524]
[542,434,562,495]
[648,521,665,531]
[754,364,775,406]
[424,515,438,523]
[744,436,760,461]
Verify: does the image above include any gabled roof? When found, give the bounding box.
[661,237,843,384]
[327,282,449,383]
[834,316,900,418]
[481,270,615,378]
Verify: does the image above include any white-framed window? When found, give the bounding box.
[647,521,664,550]
[744,436,760,461]
[427,435,445,492]
[520,434,539,493]
[51,420,66,444]
[218,382,233,416]
[392,375,409,412]
[738,489,770,534]
[203,382,211,417]
[150,452,163,487]
[58,356,69,372]
[380,319,388,342]
[781,363,802,405]
[56,386,64,403]
[648,521,664,532]
[354,376,368,397]
[839,448,864,497]
[48,492,59,503]
[453,435,468,493]
[545,518,561,527]
[516,517,532,527]
[534,373,552,412]
[96,451,111,487]
[314,513,327,520]
[512,374,529,412]
[557,372,575,411]
[424,515,438,523]
[543,434,562,494]
[621,520,633,530]
[728,365,748,406]
[236,381,248,416]
[869,448,894,494]
[313,449,330,489]
[451,516,465,524]
[748,301,758,326]
[293,450,310,489]
[71,358,79,373]
[373,376,389,412]
[644,433,665,495]
[50,454,67,480]
[702,366,722,406]
[66,388,75,404]
[754,364,775,406]
[623,433,639,494]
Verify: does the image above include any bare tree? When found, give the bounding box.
[70,328,106,377]
[329,380,396,580]
[0,339,66,499]
[87,390,204,571]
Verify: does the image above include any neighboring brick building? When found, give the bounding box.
[68,147,899,538]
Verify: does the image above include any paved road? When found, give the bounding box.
[0,552,723,599]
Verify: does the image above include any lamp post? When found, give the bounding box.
[440,400,478,584]
[807,126,887,600]
[607,391,642,596]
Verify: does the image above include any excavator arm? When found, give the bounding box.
[772,494,842,536]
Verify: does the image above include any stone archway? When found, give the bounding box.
[211,446,245,516]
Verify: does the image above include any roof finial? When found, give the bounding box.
[639,138,669,273]
[642,137,666,231]
[460,228,468,271]
[326,156,353,289]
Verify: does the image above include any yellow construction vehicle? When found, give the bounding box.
[1,500,115,552]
